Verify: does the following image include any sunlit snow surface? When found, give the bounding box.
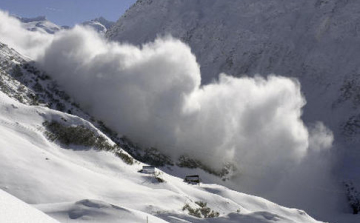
[0,189,59,223]
[0,91,323,222]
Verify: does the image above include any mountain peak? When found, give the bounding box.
[92,17,115,29]
[18,16,47,23]
[82,17,115,33]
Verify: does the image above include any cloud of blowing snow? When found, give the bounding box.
[0,10,339,213]
[0,11,53,59]
[38,26,312,170]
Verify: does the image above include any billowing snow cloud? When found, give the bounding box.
[37,26,313,171]
[0,10,337,212]
[0,11,53,59]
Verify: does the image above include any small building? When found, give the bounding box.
[184,175,201,184]
[139,165,156,174]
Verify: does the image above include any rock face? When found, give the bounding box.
[107,0,360,152]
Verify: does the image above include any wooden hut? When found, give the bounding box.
[184,175,200,184]
[140,166,156,174]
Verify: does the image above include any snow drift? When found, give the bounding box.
[0,189,59,223]
[0,9,339,216]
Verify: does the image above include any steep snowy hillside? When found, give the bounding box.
[107,0,360,213]
[17,16,62,34]
[0,42,90,119]
[0,43,324,223]
[0,189,59,223]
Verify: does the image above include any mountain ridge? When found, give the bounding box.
[13,15,114,35]
[82,17,115,34]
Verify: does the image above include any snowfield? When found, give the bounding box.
[0,91,323,222]
[0,189,59,223]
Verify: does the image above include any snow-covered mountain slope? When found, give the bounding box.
[82,17,115,34]
[0,189,59,223]
[0,38,326,222]
[0,67,322,223]
[17,16,62,34]
[107,0,360,205]
[0,42,90,119]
